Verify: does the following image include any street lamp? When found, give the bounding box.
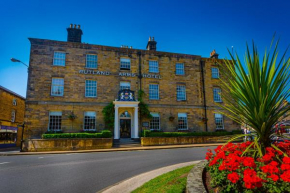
[11,58,29,152]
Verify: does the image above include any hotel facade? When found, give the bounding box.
[24,24,239,140]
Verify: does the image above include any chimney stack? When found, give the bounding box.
[67,24,83,43]
[146,36,157,51]
[210,50,219,59]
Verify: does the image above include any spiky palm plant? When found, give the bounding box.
[218,39,290,155]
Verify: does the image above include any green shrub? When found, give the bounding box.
[142,130,241,137]
[42,130,112,139]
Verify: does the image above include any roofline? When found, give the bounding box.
[28,38,203,59]
[0,86,26,100]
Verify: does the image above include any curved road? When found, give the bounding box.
[0,146,215,193]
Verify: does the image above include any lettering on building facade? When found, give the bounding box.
[79,70,161,79]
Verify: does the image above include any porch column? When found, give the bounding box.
[134,106,139,138]
[114,106,119,139]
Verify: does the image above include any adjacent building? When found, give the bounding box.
[24,24,239,140]
[0,86,25,146]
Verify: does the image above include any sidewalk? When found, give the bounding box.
[0,143,222,156]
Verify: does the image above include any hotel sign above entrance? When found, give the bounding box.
[79,70,161,79]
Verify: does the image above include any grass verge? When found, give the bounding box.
[132,164,194,193]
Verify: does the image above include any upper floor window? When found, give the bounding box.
[13,99,17,106]
[51,78,64,96]
[150,113,160,130]
[212,67,219,78]
[85,80,97,97]
[120,82,131,90]
[178,113,188,130]
[176,63,185,75]
[86,54,98,69]
[120,58,131,70]
[149,84,159,100]
[177,85,186,101]
[213,88,222,102]
[53,52,66,66]
[49,111,62,131]
[149,61,159,73]
[215,113,224,130]
[11,110,16,122]
[84,111,96,131]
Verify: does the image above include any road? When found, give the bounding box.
[0,146,215,193]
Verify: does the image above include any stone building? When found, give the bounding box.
[0,86,25,147]
[25,24,239,140]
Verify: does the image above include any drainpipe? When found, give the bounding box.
[200,60,208,132]
[137,51,142,139]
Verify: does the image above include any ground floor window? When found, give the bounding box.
[215,113,224,130]
[178,113,188,130]
[49,111,62,131]
[150,112,160,130]
[84,111,96,131]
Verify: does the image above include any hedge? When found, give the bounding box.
[42,130,112,139]
[142,130,243,137]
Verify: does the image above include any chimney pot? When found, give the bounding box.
[67,24,83,43]
[77,25,80,29]
[70,24,73,28]
[74,24,76,28]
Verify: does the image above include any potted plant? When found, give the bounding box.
[169,116,175,121]
[68,112,77,121]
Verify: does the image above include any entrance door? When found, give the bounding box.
[120,119,131,138]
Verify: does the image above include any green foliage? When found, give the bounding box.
[138,90,152,119]
[42,130,112,139]
[45,130,63,134]
[102,102,115,130]
[218,38,290,151]
[132,165,194,193]
[142,130,242,137]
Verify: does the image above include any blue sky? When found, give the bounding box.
[0,0,289,97]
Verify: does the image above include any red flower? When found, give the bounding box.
[268,174,279,182]
[280,170,290,182]
[283,157,290,164]
[261,162,279,174]
[243,157,256,168]
[281,164,290,171]
[228,172,240,183]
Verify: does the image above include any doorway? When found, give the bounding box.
[119,111,131,138]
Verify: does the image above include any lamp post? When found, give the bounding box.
[11,58,29,152]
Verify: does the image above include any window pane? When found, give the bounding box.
[150,113,160,130]
[149,61,159,73]
[120,82,131,90]
[215,113,224,129]
[178,113,187,130]
[149,84,159,100]
[86,55,98,68]
[53,52,66,66]
[51,78,64,96]
[212,67,219,78]
[49,111,62,131]
[84,111,96,130]
[176,63,184,75]
[213,88,222,102]
[85,80,97,97]
[120,58,131,70]
[177,85,186,101]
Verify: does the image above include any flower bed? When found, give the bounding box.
[42,130,112,139]
[205,141,290,192]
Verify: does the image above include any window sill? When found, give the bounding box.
[52,65,66,67]
[214,101,223,103]
[175,74,185,76]
[85,67,98,70]
[177,100,187,102]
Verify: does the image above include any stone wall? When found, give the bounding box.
[23,138,113,152]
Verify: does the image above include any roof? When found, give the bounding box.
[0,86,26,100]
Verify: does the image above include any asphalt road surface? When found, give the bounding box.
[0,146,215,193]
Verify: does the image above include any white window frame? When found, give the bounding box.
[213,88,222,102]
[86,54,98,69]
[85,80,97,98]
[215,113,224,130]
[176,63,185,75]
[48,111,62,131]
[177,85,186,101]
[120,82,131,90]
[150,113,160,130]
[11,110,16,122]
[83,111,96,131]
[149,84,159,100]
[211,67,219,78]
[149,61,159,73]
[120,58,131,70]
[53,52,66,66]
[51,78,64,96]
[178,113,188,130]
[13,99,17,106]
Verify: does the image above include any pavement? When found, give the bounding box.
[0,143,223,156]
[0,146,215,193]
